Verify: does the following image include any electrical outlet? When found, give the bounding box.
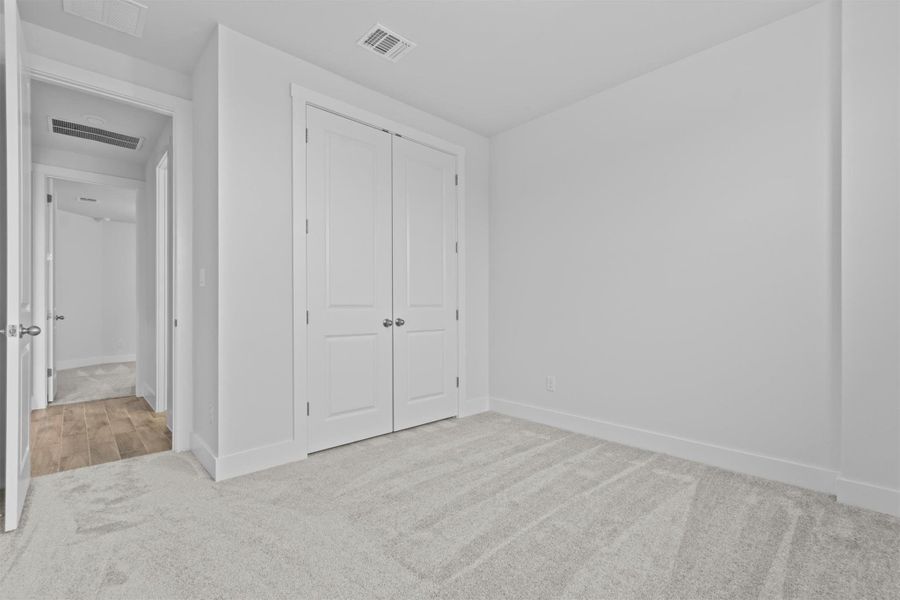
[546,376,556,392]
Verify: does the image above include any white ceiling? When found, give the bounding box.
[21,0,819,135]
[54,179,137,223]
[32,79,169,166]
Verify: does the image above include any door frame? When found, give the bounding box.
[31,165,145,410]
[290,84,468,454]
[155,150,170,421]
[27,55,194,452]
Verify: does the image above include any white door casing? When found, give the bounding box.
[392,137,459,430]
[47,178,56,401]
[4,0,34,531]
[306,106,394,452]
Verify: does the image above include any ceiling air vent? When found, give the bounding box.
[49,118,145,150]
[357,24,416,63]
[62,0,148,38]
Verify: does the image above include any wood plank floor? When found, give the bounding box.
[30,396,171,477]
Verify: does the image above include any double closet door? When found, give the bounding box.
[306,106,458,453]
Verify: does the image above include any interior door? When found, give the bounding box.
[4,0,35,532]
[306,106,394,452]
[392,137,458,430]
[46,178,56,401]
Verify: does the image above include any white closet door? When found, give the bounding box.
[307,107,394,452]
[392,137,458,430]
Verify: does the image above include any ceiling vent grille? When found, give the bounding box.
[48,118,145,150]
[357,24,416,62]
[62,0,148,38]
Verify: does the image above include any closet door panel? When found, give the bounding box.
[392,137,459,430]
[307,107,393,452]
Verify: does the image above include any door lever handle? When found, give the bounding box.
[394,318,405,327]
[55,315,65,321]
[382,318,393,328]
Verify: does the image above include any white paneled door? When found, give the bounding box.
[4,0,35,532]
[305,107,459,452]
[306,107,394,452]
[392,137,458,430]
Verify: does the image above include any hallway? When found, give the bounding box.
[30,397,171,476]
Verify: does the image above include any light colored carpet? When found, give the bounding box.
[0,412,898,599]
[53,362,136,406]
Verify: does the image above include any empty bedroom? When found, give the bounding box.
[1,1,898,599]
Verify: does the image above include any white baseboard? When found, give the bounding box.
[139,387,157,411]
[460,395,490,417]
[56,354,136,371]
[490,397,839,496]
[190,433,218,480]
[836,477,900,517]
[213,439,307,482]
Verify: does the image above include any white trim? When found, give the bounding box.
[27,55,194,453]
[139,389,157,412]
[213,439,308,481]
[291,84,468,456]
[155,151,170,416]
[491,398,840,496]
[56,354,136,371]
[136,381,156,407]
[32,164,144,188]
[836,477,900,517]
[459,395,490,418]
[190,433,217,480]
[32,164,144,410]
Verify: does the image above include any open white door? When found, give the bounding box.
[4,0,34,532]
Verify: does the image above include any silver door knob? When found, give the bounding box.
[55,315,65,321]
[382,318,393,328]
[394,318,405,327]
[19,325,41,337]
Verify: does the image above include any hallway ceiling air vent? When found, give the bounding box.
[48,118,145,151]
[62,0,148,38]
[357,24,416,63]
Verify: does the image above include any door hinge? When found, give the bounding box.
[174,319,178,327]
[455,174,459,186]
[456,309,459,321]
[307,402,310,416]
[455,241,458,254]
[305,128,309,144]
[306,219,309,234]
[306,310,309,325]
[456,377,459,388]
[46,194,53,203]
[47,368,53,377]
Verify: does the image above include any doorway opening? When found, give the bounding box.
[29,80,174,475]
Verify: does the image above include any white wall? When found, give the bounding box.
[191,30,219,456]
[22,21,190,100]
[205,25,490,471]
[33,147,143,181]
[135,121,172,409]
[55,209,136,369]
[492,4,841,491]
[839,0,900,515]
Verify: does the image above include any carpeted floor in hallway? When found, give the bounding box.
[0,412,898,599]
